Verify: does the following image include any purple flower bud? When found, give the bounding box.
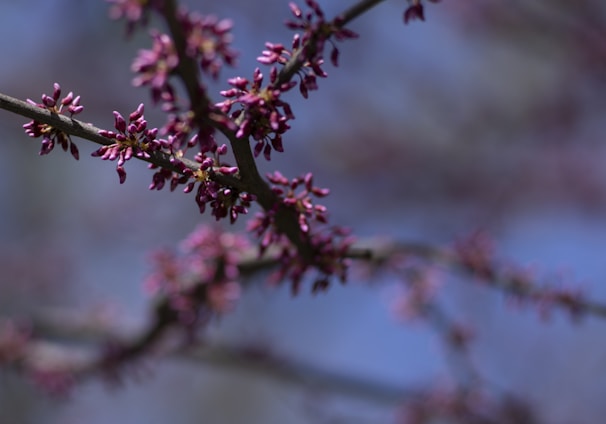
[200,157,214,169]
[68,105,84,115]
[271,136,284,153]
[69,142,80,160]
[315,214,328,224]
[61,92,74,105]
[311,61,327,78]
[98,129,116,139]
[91,145,108,157]
[218,166,238,175]
[113,111,127,133]
[335,28,359,40]
[108,146,120,161]
[298,214,309,233]
[227,77,248,89]
[404,3,425,23]
[236,119,251,139]
[41,94,56,108]
[40,137,54,155]
[216,144,228,155]
[253,68,263,84]
[289,2,302,18]
[285,21,303,30]
[292,33,301,50]
[263,143,272,161]
[266,42,285,53]
[303,172,313,188]
[117,166,127,184]
[129,103,145,121]
[135,119,147,132]
[183,182,195,193]
[123,146,134,161]
[215,18,233,34]
[253,140,264,157]
[299,81,309,98]
[256,55,276,65]
[312,187,330,197]
[330,46,339,67]
[52,83,61,101]
[269,66,278,83]
[220,88,239,97]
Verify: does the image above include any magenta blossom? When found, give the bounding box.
[95,103,162,183]
[23,83,83,160]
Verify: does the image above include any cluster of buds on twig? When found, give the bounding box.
[23,83,83,159]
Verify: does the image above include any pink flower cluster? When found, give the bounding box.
[23,83,83,159]
[178,11,237,80]
[283,1,359,96]
[95,103,163,183]
[131,30,178,104]
[187,145,254,222]
[287,1,359,62]
[145,226,250,325]
[218,68,294,160]
[248,171,354,293]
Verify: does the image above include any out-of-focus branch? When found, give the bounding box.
[2,234,603,411]
[350,239,606,319]
[180,343,410,405]
[23,307,408,405]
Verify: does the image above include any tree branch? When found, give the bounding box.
[276,0,387,86]
[0,92,246,191]
[23,308,410,404]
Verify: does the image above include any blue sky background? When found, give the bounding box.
[1,1,606,423]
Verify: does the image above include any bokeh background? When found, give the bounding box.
[2,0,606,422]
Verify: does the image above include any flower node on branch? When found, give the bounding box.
[247,171,354,294]
[178,10,238,80]
[145,226,249,324]
[283,1,359,96]
[23,83,83,160]
[185,145,253,222]
[217,68,294,160]
[95,103,162,183]
[132,30,179,104]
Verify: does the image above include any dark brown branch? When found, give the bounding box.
[159,0,387,262]
[159,0,316,260]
